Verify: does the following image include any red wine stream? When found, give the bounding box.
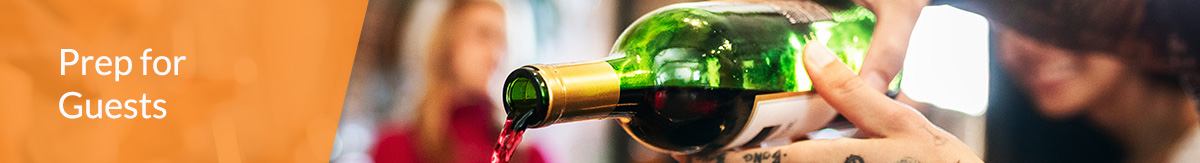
[491,119,525,163]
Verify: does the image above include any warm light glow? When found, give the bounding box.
[901,5,990,116]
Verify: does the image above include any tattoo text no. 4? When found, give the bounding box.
[741,150,785,163]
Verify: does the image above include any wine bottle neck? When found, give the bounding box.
[504,61,622,128]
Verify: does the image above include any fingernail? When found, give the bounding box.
[804,39,836,67]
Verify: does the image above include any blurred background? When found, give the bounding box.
[331,0,993,162]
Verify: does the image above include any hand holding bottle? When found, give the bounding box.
[850,0,927,96]
[675,42,982,163]
[498,0,936,161]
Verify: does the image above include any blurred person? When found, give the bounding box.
[676,0,1199,162]
[370,0,546,163]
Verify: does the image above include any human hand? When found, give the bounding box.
[851,0,928,94]
[674,42,982,163]
[832,0,930,108]
[717,0,927,97]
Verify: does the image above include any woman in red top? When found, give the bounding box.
[371,0,545,163]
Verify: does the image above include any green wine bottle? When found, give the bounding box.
[498,0,900,156]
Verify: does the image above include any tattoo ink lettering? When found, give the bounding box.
[897,157,919,163]
[845,154,864,163]
[741,150,785,163]
[772,150,782,163]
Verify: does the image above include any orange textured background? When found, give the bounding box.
[0,0,365,162]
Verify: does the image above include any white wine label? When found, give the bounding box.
[720,91,836,150]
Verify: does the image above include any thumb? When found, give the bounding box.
[802,40,923,136]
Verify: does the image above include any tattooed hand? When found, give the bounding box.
[674,42,983,163]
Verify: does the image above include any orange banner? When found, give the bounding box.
[0,0,365,162]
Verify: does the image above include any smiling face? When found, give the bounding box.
[997,27,1133,119]
[977,0,1188,121]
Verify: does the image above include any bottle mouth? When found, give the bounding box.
[503,62,622,128]
[503,66,549,127]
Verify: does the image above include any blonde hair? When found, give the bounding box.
[413,0,505,162]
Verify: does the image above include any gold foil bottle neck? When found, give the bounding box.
[527,61,621,128]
